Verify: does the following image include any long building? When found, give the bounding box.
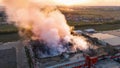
[27,33,120,68]
[91,33,120,47]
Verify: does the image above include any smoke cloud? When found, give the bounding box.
[2,0,89,58]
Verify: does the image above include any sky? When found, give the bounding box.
[88,0,120,6]
[0,0,120,6]
[52,0,120,6]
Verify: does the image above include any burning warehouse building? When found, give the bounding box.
[2,0,120,68]
[27,33,120,68]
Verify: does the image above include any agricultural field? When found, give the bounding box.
[60,6,120,23]
[0,33,20,42]
[68,20,120,31]
[0,6,120,42]
[0,24,19,42]
[0,24,17,33]
[59,6,120,30]
[74,22,120,31]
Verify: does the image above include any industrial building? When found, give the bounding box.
[0,41,29,68]
[0,34,119,68]
[26,33,120,68]
[91,33,120,47]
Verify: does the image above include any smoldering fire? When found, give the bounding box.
[30,34,90,58]
[2,0,90,58]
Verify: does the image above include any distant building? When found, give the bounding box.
[84,28,96,33]
[0,41,29,68]
[74,30,83,34]
[91,33,120,47]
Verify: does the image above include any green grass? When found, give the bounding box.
[0,24,18,34]
[0,24,19,42]
[0,33,20,42]
[68,21,120,31]
[0,21,120,42]
[62,7,120,19]
[74,23,120,31]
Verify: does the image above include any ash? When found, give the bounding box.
[30,33,119,59]
[30,39,75,58]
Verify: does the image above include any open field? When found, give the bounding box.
[0,21,120,42]
[0,6,120,42]
[0,33,20,42]
[60,6,120,24]
[60,6,120,31]
[0,24,17,34]
[74,22,120,31]
[0,24,19,42]
[60,6,120,20]
[68,21,120,31]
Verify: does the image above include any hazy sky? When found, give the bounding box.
[88,0,120,6]
[0,0,120,6]
[60,0,120,6]
[53,0,120,6]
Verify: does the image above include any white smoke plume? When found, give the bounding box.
[2,0,89,57]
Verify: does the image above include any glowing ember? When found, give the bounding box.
[2,0,89,58]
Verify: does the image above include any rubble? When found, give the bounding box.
[28,33,120,68]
